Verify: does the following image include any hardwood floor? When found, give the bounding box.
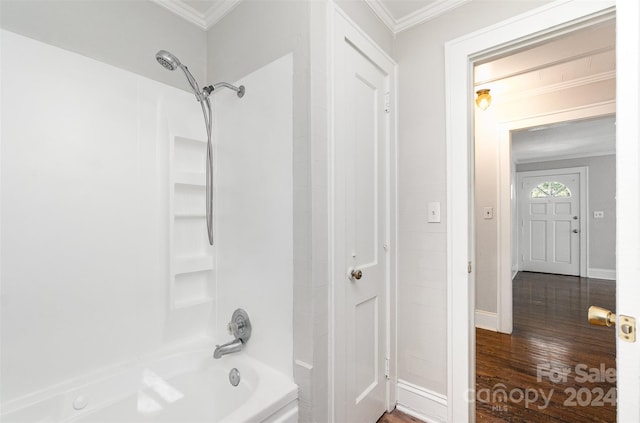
[376,272,615,423]
[476,271,616,422]
[377,408,425,423]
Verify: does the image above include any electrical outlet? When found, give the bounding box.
[594,211,604,218]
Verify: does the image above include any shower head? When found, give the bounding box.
[155,49,202,100]
[156,50,181,71]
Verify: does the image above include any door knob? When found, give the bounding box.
[349,268,363,280]
[572,229,579,233]
[588,306,616,327]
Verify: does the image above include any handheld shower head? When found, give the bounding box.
[155,49,202,100]
[155,50,181,71]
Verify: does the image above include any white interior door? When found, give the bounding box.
[616,1,640,420]
[519,171,582,276]
[333,11,394,423]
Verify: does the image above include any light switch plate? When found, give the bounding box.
[428,202,441,223]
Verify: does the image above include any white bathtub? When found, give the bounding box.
[1,347,298,423]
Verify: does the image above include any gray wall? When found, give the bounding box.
[393,0,552,395]
[517,155,617,271]
[335,0,393,56]
[0,0,207,92]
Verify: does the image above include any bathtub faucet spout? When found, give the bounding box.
[213,308,252,359]
[213,338,245,359]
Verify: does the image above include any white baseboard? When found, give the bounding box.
[396,380,447,423]
[511,267,518,280]
[474,310,498,331]
[587,268,616,280]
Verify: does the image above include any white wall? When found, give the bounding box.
[1,30,212,404]
[474,106,499,314]
[393,0,552,405]
[215,54,294,379]
[0,0,207,93]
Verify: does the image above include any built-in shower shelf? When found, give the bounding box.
[174,171,206,186]
[169,135,215,311]
[174,256,214,275]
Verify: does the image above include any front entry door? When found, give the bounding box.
[519,170,582,276]
[333,11,395,423]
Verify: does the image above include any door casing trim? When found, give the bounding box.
[444,1,616,421]
[494,101,614,334]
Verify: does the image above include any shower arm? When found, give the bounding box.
[203,82,245,98]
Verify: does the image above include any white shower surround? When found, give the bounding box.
[1,29,295,418]
[214,53,295,379]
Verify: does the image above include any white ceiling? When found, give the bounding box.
[476,21,616,164]
[511,116,616,164]
[154,0,469,32]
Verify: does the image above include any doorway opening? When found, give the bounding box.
[446,1,640,421]
[472,15,617,423]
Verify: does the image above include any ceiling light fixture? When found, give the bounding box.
[475,89,492,110]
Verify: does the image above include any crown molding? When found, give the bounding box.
[152,0,207,29]
[156,0,469,33]
[365,0,396,33]
[204,0,242,28]
[367,0,471,34]
[152,0,241,30]
[487,70,616,106]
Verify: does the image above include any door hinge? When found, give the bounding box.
[385,357,390,379]
[468,262,472,274]
[384,92,390,113]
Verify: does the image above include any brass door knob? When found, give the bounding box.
[350,269,363,280]
[588,306,616,327]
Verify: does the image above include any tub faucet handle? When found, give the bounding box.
[227,308,252,342]
[227,321,240,334]
[228,319,246,335]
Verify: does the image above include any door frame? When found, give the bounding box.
[495,103,615,334]
[516,166,587,275]
[329,4,398,422]
[444,1,631,421]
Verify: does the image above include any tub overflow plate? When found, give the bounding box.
[229,368,241,387]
